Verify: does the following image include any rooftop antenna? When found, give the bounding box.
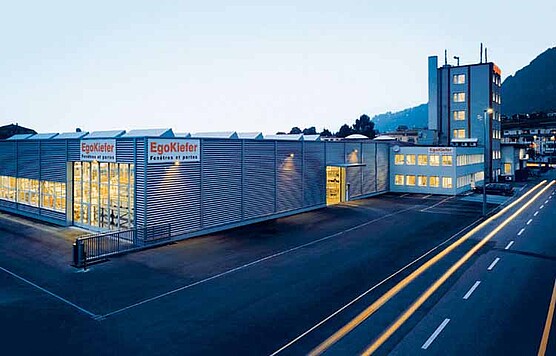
[485,47,488,62]
[480,43,483,63]
[444,49,448,66]
[454,56,460,66]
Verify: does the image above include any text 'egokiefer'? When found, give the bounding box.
[148,139,200,163]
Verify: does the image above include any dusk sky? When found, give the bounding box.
[1,1,554,135]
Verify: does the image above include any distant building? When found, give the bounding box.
[502,113,556,157]
[0,123,36,140]
[376,129,419,144]
[428,55,502,180]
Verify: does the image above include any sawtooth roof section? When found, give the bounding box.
[121,128,174,138]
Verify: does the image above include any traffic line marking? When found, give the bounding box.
[545,200,549,204]
[538,279,556,356]
[420,196,455,212]
[518,228,526,236]
[540,205,545,209]
[487,257,500,271]
[534,211,539,217]
[0,266,99,319]
[421,319,450,350]
[422,194,432,199]
[527,219,533,225]
[463,281,481,300]
[358,181,554,356]
[505,241,515,250]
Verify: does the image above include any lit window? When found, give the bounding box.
[395,154,404,165]
[453,92,466,102]
[0,176,17,202]
[452,129,466,139]
[504,163,512,175]
[429,155,440,166]
[418,154,428,166]
[453,111,466,121]
[429,176,440,187]
[442,155,453,166]
[406,175,416,186]
[453,74,466,84]
[418,175,427,187]
[406,154,416,165]
[395,174,404,185]
[442,177,453,189]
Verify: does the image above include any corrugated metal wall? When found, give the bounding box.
[362,143,377,194]
[41,141,67,182]
[303,142,326,207]
[243,141,276,219]
[277,142,304,212]
[0,141,17,176]
[18,141,40,180]
[376,143,389,192]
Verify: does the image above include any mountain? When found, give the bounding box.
[501,47,556,116]
[371,103,427,133]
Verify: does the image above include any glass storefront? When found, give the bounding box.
[0,175,66,212]
[326,166,345,205]
[73,162,134,230]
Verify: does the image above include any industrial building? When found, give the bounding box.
[427,50,502,181]
[0,130,389,236]
[389,145,484,195]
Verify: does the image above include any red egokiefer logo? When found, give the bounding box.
[81,142,115,154]
[150,141,198,155]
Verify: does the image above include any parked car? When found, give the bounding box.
[473,183,514,196]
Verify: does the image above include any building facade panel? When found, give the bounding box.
[276,142,304,212]
[243,140,276,220]
[0,141,17,176]
[40,140,67,183]
[303,142,326,207]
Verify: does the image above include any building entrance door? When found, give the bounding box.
[326,166,345,205]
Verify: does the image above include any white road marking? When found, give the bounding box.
[505,241,515,250]
[540,205,545,209]
[527,219,533,225]
[0,266,98,319]
[518,228,525,236]
[463,281,481,300]
[545,200,549,204]
[534,211,539,217]
[422,319,451,350]
[400,193,410,197]
[420,196,455,212]
[487,257,500,271]
[422,194,432,199]
[102,204,424,319]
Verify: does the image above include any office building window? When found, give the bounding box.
[429,155,440,166]
[504,163,512,175]
[453,74,466,84]
[395,154,404,165]
[406,175,416,186]
[453,129,466,139]
[442,177,453,189]
[406,154,416,165]
[418,175,427,187]
[418,154,428,165]
[429,176,440,187]
[453,92,466,102]
[453,110,466,121]
[395,174,404,185]
[442,155,453,166]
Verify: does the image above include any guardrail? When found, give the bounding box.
[73,224,171,267]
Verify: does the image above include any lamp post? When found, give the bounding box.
[482,108,493,217]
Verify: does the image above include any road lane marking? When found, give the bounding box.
[540,205,545,209]
[102,204,426,319]
[359,180,555,356]
[306,180,549,356]
[538,279,556,356]
[487,258,500,271]
[463,281,481,300]
[527,219,533,225]
[518,228,526,236]
[400,193,410,197]
[421,319,450,350]
[505,241,515,250]
[0,266,98,319]
[420,196,455,212]
[534,211,539,216]
[545,200,549,204]
[422,194,432,199]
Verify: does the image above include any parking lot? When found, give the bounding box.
[0,190,510,355]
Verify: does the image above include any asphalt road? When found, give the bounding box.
[0,177,553,356]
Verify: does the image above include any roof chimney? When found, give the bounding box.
[485,47,488,62]
[480,43,483,63]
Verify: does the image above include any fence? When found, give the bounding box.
[73,224,171,267]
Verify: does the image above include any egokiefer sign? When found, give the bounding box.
[80,140,116,162]
[428,147,454,154]
[148,139,200,163]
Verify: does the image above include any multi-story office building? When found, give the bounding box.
[428,55,502,180]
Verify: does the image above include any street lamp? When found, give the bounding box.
[481,108,493,217]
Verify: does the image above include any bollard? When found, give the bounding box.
[73,241,85,268]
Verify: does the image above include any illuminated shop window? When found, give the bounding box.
[418,154,428,166]
[0,176,17,202]
[395,154,405,165]
[429,155,440,166]
[40,181,66,212]
[405,154,416,165]
[442,155,453,166]
[394,174,404,185]
[406,175,416,186]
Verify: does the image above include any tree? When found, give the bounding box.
[289,127,302,134]
[336,124,354,138]
[320,128,333,137]
[353,114,376,138]
[302,126,317,135]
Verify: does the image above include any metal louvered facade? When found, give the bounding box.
[0,135,390,239]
